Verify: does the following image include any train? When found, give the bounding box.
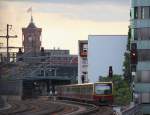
[56,82,113,105]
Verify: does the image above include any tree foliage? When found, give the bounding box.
[123,27,132,83]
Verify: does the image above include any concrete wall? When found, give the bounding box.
[88,35,127,83]
[1,95,22,101]
[0,96,5,108]
[0,79,22,97]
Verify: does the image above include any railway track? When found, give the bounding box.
[90,106,113,115]
[0,99,64,115]
[0,98,113,115]
[51,100,99,115]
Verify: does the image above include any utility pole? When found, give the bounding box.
[0,24,17,62]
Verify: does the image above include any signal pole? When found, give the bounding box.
[0,24,17,62]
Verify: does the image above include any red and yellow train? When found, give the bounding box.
[56,82,113,105]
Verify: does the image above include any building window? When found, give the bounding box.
[141,7,144,19]
[133,6,150,19]
[133,29,138,40]
[136,71,150,83]
[131,8,134,19]
[149,6,150,18]
[138,50,150,61]
[134,7,138,19]
[82,58,87,65]
[79,42,88,57]
[136,28,150,40]
[141,6,150,19]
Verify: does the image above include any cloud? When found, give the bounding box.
[62,4,129,22]
[1,0,130,6]
[36,3,130,22]
[0,0,129,54]
[0,0,130,22]
[28,0,129,6]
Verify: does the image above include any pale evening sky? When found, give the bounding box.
[0,0,130,54]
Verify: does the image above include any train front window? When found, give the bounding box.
[95,84,112,95]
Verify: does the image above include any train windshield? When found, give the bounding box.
[95,84,112,95]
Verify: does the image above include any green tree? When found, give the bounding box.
[123,27,132,83]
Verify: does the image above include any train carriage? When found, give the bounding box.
[56,82,113,105]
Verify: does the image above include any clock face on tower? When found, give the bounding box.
[28,36,32,42]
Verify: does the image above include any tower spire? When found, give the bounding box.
[31,13,33,23]
[27,7,33,23]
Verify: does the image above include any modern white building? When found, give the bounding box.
[88,35,127,83]
[131,0,150,114]
[78,35,127,83]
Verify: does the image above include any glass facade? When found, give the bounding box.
[138,50,150,61]
[141,93,150,103]
[137,40,150,49]
[131,0,150,113]
[130,0,150,115]
[132,7,150,40]
[134,28,150,40]
[137,62,150,70]
[136,71,150,82]
[132,6,150,19]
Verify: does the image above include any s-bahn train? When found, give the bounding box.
[56,82,113,105]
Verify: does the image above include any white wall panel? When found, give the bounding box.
[88,35,127,83]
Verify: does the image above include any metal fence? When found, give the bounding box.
[113,104,142,115]
[122,104,142,115]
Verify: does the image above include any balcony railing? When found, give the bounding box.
[137,62,150,70]
[131,19,150,28]
[131,0,150,7]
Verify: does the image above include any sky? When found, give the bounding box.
[0,0,130,54]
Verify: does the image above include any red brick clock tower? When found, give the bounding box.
[22,16,42,56]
